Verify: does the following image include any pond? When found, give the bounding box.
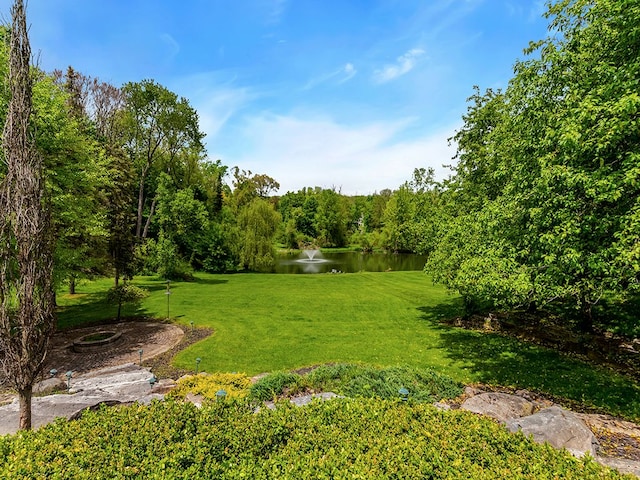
[274,250,427,274]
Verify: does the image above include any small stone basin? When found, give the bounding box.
[73,331,122,352]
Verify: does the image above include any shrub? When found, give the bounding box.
[168,373,252,401]
[306,364,463,402]
[0,399,627,479]
[249,371,303,401]
[105,283,148,321]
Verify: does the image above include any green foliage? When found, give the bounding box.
[307,364,463,402]
[237,197,281,271]
[140,234,194,281]
[426,0,640,329]
[0,399,629,479]
[105,283,148,305]
[169,372,252,401]
[120,78,207,273]
[105,279,148,321]
[252,364,463,403]
[249,372,304,401]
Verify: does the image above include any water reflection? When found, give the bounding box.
[275,251,427,274]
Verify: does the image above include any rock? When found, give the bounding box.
[506,406,597,458]
[433,401,451,411]
[461,392,534,423]
[151,379,177,395]
[596,456,640,477]
[0,363,168,435]
[464,386,484,397]
[33,377,66,395]
[184,393,204,408]
[290,392,341,407]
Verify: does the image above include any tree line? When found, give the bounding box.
[2,31,444,285]
[2,0,638,334]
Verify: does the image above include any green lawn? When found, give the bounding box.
[57,272,640,420]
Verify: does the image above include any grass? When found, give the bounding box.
[57,272,640,420]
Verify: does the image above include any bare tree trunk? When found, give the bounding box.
[0,0,56,431]
[578,298,594,333]
[142,198,156,239]
[18,386,32,430]
[135,171,146,238]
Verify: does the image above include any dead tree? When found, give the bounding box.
[0,0,56,430]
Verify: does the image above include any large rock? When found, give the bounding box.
[33,377,66,395]
[506,406,597,458]
[461,392,534,423]
[0,363,164,435]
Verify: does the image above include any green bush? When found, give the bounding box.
[249,371,303,401]
[137,235,194,280]
[0,399,629,479]
[105,283,148,321]
[305,364,463,402]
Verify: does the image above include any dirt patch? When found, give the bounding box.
[578,413,640,462]
[38,321,185,379]
[37,319,214,382]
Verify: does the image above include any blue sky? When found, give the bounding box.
[1,0,549,195]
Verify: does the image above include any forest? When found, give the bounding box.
[0,0,638,336]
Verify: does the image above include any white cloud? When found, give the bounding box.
[374,48,426,84]
[339,63,357,83]
[214,113,458,195]
[171,73,257,145]
[303,63,357,90]
[160,33,180,61]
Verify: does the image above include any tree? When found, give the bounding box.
[0,0,56,430]
[315,188,348,247]
[106,283,148,322]
[105,146,136,286]
[121,80,204,240]
[230,168,279,211]
[34,72,109,292]
[426,0,640,329]
[237,198,281,271]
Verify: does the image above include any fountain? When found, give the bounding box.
[294,249,330,273]
[301,249,322,262]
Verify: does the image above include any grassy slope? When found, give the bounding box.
[57,272,640,420]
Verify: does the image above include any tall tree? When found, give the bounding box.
[237,198,281,271]
[121,80,204,240]
[0,0,56,430]
[315,188,348,247]
[426,0,640,328]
